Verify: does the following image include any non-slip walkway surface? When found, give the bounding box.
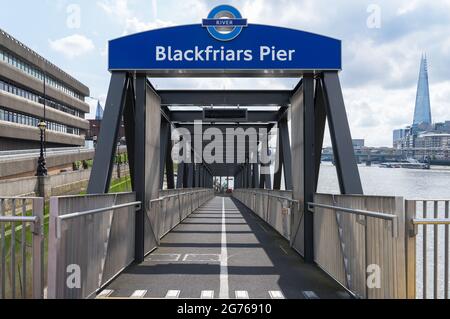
[101,197,351,299]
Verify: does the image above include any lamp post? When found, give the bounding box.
[36,121,48,176]
[36,69,47,177]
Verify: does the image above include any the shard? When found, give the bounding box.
[95,101,104,120]
[413,55,432,125]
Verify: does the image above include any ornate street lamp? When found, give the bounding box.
[36,69,48,177]
[36,120,48,176]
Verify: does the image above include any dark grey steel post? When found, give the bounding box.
[265,171,272,190]
[159,119,171,189]
[303,74,315,263]
[252,163,259,189]
[264,129,272,190]
[259,132,270,189]
[177,162,185,189]
[314,78,327,189]
[201,165,206,188]
[195,164,200,187]
[279,116,293,190]
[246,163,252,188]
[239,171,243,189]
[259,168,265,189]
[322,72,363,194]
[134,74,147,263]
[273,127,283,190]
[87,72,128,194]
[240,170,243,188]
[187,163,194,188]
[165,134,175,189]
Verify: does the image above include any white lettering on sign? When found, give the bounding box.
[260,46,296,61]
[155,46,296,63]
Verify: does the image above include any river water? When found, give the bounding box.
[317,163,450,299]
[318,162,450,199]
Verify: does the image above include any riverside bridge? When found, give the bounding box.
[1,5,449,300]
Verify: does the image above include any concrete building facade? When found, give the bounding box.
[0,28,90,150]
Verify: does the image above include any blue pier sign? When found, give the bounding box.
[108,5,341,73]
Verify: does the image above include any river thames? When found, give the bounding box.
[318,162,450,199]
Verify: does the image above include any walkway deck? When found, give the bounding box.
[99,197,351,299]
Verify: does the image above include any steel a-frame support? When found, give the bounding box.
[291,72,362,263]
[87,72,129,194]
[322,72,363,194]
[87,72,162,263]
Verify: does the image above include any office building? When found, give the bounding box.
[352,139,365,150]
[0,28,90,151]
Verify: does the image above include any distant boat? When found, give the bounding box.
[379,158,430,169]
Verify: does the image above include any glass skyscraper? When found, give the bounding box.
[95,101,104,120]
[413,55,432,125]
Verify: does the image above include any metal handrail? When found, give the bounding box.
[308,202,397,221]
[0,216,38,223]
[56,201,141,239]
[0,197,43,200]
[235,189,298,205]
[407,199,450,202]
[308,202,398,237]
[58,201,142,221]
[412,218,450,225]
[149,189,212,204]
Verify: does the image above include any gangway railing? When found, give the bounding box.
[233,190,409,299]
[405,199,450,299]
[0,197,44,299]
[233,189,296,241]
[47,188,214,299]
[148,189,214,244]
[309,194,406,299]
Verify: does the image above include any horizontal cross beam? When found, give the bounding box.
[159,90,292,106]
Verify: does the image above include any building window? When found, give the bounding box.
[0,48,84,101]
[0,106,81,136]
[0,79,84,118]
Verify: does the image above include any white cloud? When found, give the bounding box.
[97,0,131,22]
[49,34,95,59]
[97,0,175,35]
[124,17,174,34]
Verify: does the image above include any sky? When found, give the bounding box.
[1,0,450,147]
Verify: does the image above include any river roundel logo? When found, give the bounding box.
[202,5,248,41]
